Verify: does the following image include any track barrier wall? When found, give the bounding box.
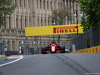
[5,51,19,56]
[71,46,100,53]
[71,25,100,52]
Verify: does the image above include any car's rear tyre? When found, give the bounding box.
[41,47,47,54]
[60,46,65,53]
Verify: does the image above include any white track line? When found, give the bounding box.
[0,55,23,67]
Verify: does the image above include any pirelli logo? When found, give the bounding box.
[53,26,78,33]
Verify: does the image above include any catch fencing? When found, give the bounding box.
[72,25,100,51]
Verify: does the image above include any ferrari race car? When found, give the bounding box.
[41,42,65,54]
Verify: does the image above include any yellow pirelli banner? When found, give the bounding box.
[25,24,83,36]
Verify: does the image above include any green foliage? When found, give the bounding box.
[51,7,72,25]
[78,0,100,32]
[0,0,16,26]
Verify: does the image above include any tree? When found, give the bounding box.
[51,7,72,43]
[0,0,16,26]
[51,7,72,25]
[78,0,100,32]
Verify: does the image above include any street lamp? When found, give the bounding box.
[33,41,35,54]
[0,28,2,55]
[0,28,2,42]
[25,37,30,55]
[52,19,56,42]
[73,3,83,35]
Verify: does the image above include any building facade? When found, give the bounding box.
[0,0,83,53]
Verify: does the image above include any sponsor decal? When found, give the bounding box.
[53,26,78,34]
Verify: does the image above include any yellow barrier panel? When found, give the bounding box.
[71,46,100,53]
[25,24,83,36]
[99,47,100,53]
[0,55,6,57]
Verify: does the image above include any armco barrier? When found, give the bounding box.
[71,46,100,53]
[5,51,19,56]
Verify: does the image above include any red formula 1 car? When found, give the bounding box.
[41,42,65,54]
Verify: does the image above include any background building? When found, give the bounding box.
[0,0,84,53]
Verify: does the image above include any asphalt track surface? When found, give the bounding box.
[0,53,100,75]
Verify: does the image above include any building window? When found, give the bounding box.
[20,0,22,7]
[36,0,38,8]
[45,17,46,26]
[40,0,42,9]
[25,17,27,27]
[37,16,39,26]
[9,17,11,29]
[50,2,52,10]
[28,0,30,8]
[5,18,7,29]
[61,2,62,10]
[29,17,31,27]
[47,1,49,9]
[43,0,45,9]
[58,2,60,9]
[48,19,50,25]
[54,2,56,9]
[7,41,10,51]
[24,0,26,7]
[12,41,15,51]
[44,42,46,47]
[16,18,18,29]
[41,17,42,26]
[15,0,17,4]
[20,17,22,30]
